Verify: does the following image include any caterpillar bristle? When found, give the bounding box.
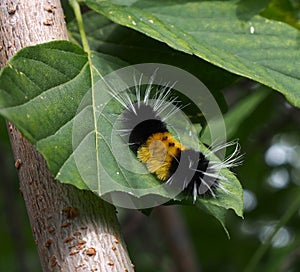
[108,73,242,203]
[207,141,244,171]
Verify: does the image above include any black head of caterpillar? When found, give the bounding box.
[110,81,242,202]
[122,103,168,154]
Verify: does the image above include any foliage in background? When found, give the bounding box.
[0,0,300,271]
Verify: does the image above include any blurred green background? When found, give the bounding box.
[1,0,300,271]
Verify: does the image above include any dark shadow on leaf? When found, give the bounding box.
[236,0,271,21]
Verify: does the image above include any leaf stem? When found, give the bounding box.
[69,0,101,192]
[69,0,90,54]
[244,191,300,272]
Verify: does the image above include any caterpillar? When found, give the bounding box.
[109,74,242,203]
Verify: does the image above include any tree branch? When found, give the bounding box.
[0,0,134,271]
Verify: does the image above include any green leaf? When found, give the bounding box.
[85,0,300,108]
[68,11,238,117]
[0,41,243,224]
[197,202,230,237]
[0,41,127,190]
[175,141,244,236]
[0,41,88,144]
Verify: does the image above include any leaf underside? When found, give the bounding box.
[85,0,300,108]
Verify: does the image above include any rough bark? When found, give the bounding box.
[0,0,134,271]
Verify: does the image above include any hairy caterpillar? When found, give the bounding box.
[109,74,242,202]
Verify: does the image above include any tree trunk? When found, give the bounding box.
[0,0,134,271]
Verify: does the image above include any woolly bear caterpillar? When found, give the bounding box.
[109,73,242,203]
